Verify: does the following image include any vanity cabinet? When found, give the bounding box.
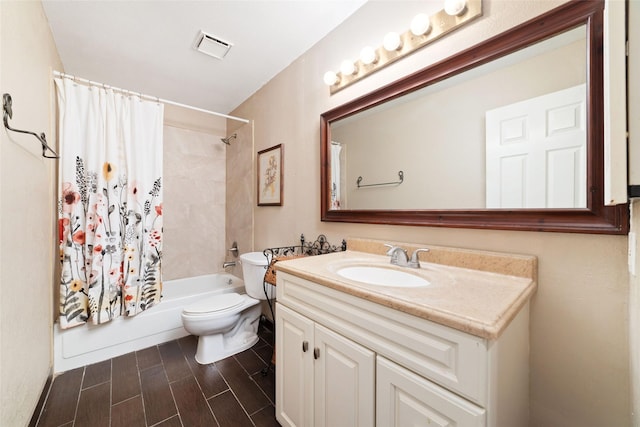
[275,270,530,427]
[276,303,375,427]
[377,356,484,426]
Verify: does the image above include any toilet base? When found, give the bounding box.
[194,304,262,364]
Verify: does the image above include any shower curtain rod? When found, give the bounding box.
[52,70,250,124]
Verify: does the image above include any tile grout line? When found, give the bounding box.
[40,329,277,427]
[161,344,185,427]
[31,375,54,427]
[71,367,86,427]
[176,338,221,427]
[109,358,113,427]
[226,354,263,427]
[132,348,148,427]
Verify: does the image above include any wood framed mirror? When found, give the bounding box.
[320,0,628,234]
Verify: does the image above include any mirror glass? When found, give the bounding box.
[329,26,587,210]
[321,0,628,234]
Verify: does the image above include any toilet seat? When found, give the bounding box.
[183,293,245,315]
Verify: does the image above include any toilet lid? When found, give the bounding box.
[183,293,244,314]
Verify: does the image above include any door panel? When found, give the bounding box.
[376,356,485,427]
[486,84,586,208]
[276,304,314,427]
[314,323,375,427]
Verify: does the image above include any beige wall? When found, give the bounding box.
[0,1,63,425]
[231,1,630,426]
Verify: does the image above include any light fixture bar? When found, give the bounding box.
[327,0,482,94]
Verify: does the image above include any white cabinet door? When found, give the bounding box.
[376,356,486,427]
[314,323,375,427]
[276,304,315,427]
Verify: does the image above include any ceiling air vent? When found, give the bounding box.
[194,31,233,60]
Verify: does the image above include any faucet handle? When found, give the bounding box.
[409,248,430,268]
[228,241,239,257]
[384,244,408,266]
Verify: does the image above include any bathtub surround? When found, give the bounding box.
[56,77,164,329]
[225,122,255,287]
[163,124,227,281]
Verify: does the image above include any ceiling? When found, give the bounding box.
[41,0,367,116]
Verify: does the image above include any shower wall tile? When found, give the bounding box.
[226,123,253,275]
[163,125,226,281]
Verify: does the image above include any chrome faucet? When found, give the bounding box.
[222,261,236,268]
[384,244,409,267]
[408,248,430,268]
[384,244,429,268]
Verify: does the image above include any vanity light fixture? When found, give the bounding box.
[323,71,339,86]
[383,32,402,52]
[444,0,467,16]
[340,60,357,76]
[360,46,378,65]
[323,0,481,94]
[410,13,432,36]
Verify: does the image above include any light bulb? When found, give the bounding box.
[323,71,338,86]
[340,60,357,76]
[444,0,467,16]
[383,32,402,52]
[360,46,378,65]
[410,13,431,36]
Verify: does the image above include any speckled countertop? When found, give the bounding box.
[274,238,537,340]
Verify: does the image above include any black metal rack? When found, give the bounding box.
[259,234,346,375]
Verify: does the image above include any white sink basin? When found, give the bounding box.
[336,266,430,287]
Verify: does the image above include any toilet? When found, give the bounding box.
[181,252,271,364]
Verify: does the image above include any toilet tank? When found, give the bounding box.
[239,252,272,300]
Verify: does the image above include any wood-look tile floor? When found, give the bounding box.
[32,321,280,427]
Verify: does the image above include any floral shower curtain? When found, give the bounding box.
[55,78,164,329]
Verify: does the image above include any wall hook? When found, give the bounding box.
[2,93,59,159]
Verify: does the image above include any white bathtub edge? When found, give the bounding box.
[53,273,244,373]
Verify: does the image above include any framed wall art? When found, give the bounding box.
[257,144,283,206]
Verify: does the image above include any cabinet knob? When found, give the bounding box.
[314,347,320,359]
[302,341,309,352]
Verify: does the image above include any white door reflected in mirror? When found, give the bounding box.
[485,84,586,208]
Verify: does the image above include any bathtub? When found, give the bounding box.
[53,273,245,373]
